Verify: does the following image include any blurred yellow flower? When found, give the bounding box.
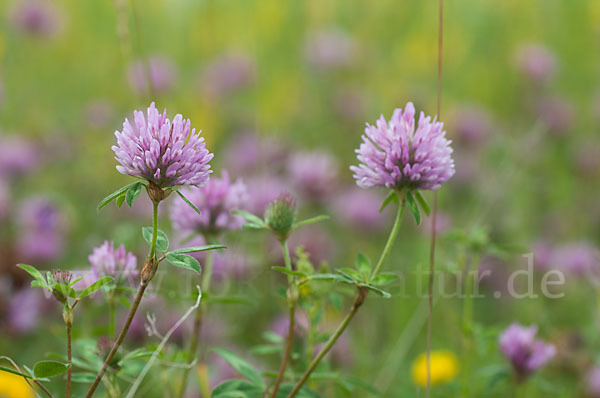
[411,350,459,387]
[0,371,34,398]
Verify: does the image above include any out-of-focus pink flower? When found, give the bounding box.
[170,171,248,235]
[89,241,138,281]
[17,197,64,262]
[499,323,555,381]
[128,55,176,96]
[574,145,600,177]
[351,102,455,191]
[550,242,599,277]
[11,0,62,38]
[305,28,356,70]
[0,180,9,220]
[449,105,492,147]
[331,188,387,231]
[0,135,39,179]
[535,96,574,135]
[245,174,289,216]
[85,100,115,129]
[515,43,557,84]
[8,288,45,333]
[270,311,310,338]
[201,52,255,100]
[587,366,600,398]
[222,132,289,176]
[421,211,452,236]
[288,150,338,202]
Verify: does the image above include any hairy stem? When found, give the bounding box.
[149,201,159,259]
[271,305,296,397]
[66,324,72,398]
[176,249,214,397]
[270,241,296,397]
[371,193,405,278]
[287,287,367,398]
[109,298,116,340]
[86,282,148,397]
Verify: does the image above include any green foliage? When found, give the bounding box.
[405,191,421,225]
[125,181,143,207]
[175,189,202,216]
[165,252,202,274]
[97,181,144,212]
[212,348,265,389]
[169,244,226,254]
[33,360,70,378]
[142,227,169,252]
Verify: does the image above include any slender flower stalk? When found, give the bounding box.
[270,241,297,398]
[427,0,445,396]
[288,199,405,397]
[86,201,161,397]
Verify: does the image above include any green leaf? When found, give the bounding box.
[370,272,399,286]
[293,215,329,229]
[233,210,265,228]
[0,365,34,378]
[69,277,83,287]
[405,191,420,225]
[17,264,47,286]
[415,191,430,216]
[166,253,202,275]
[355,253,371,277]
[126,182,143,207]
[337,268,362,281]
[31,280,48,289]
[361,284,391,298]
[306,273,354,285]
[53,284,77,299]
[175,190,202,216]
[33,360,70,378]
[212,348,265,389]
[97,182,139,212]
[272,266,306,278]
[379,191,398,212]
[142,227,169,252]
[212,379,263,398]
[78,276,113,298]
[116,193,126,208]
[168,244,226,254]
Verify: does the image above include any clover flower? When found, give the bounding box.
[499,323,555,381]
[128,55,176,95]
[515,43,557,84]
[11,0,61,38]
[89,241,138,281]
[170,171,248,236]
[17,197,64,262]
[351,102,455,191]
[113,102,213,190]
[288,150,338,202]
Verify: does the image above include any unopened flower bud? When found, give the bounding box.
[51,269,73,304]
[264,193,297,242]
[62,305,73,327]
[141,257,157,284]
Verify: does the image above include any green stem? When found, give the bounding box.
[66,324,72,398]
[271,240,296,398]
[176,249,214,397]
[149,201,159,260]
[289,194,405,397]
[370,192,405,279]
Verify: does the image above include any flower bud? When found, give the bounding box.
[51,269,73,304]
[264,193,297,241]
[141,257,157,285]
[62,305,73,327]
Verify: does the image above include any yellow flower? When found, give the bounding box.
[0,371,35,398]
[411,350,459,387]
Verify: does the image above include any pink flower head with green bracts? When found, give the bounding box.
[112,102,213,188]
[89,240,138,281]
[499,323,555,381]
[350,102,455,191]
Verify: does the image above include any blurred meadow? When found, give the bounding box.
[1,0,600,397]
